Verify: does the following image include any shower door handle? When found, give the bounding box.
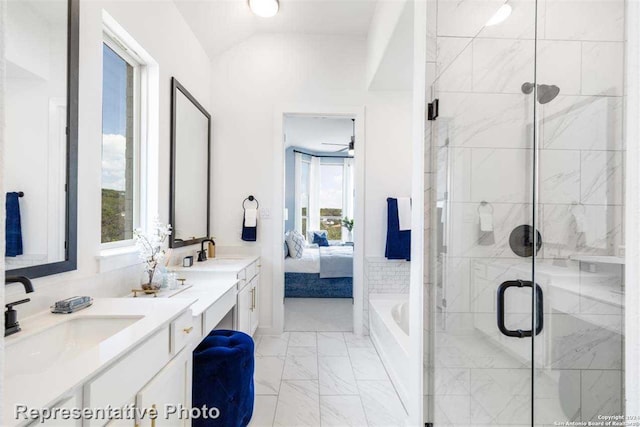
[496,280,543,338]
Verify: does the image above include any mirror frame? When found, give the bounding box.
[6,0,79,279]
[169,77,211,248]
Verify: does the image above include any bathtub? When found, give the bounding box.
[369,295,410,408]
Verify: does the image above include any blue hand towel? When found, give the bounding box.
[241,212,257,242]
[6,192,23,257]
[385,197,411,261]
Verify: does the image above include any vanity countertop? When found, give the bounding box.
[129,273,240,316]
[169,255,259,274]
[3,297,196,426]
[169,275,239,316]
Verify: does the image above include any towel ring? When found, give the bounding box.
[243,195,259,210]
[477,201,493,215]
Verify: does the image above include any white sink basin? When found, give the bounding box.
[5,316,142,377]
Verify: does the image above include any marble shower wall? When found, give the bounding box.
[424,0,626,425]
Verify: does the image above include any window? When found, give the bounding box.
[319,162,344,240]
[101,34,141,245]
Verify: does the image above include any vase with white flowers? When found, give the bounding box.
[134,218,172,292]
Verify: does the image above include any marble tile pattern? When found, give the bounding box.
[250,332,407,427]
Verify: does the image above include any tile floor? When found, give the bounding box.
[284,298,354,332]
[249,332,408,427]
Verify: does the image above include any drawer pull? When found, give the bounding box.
[183,326,194,334]
[151,404,157,427]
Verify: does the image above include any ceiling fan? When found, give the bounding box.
[320,119,355,155]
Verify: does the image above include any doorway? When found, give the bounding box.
[283,114,356,332]
[271,106,365,336]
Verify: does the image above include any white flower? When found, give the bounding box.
[134,217,173,272]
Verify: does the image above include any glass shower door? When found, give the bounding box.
[532,0,625,424]
[426,0,627,425]
[427,0,539,425]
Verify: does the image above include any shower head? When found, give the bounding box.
[537,84,560,104]
[521,82,560,104]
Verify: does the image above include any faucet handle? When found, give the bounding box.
[6,298,30,309]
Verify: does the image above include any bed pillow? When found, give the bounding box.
[312,232,329,247]
[306,230,327,243]
[286,230,305,259]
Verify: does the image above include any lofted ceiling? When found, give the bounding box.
[173,0,378,58]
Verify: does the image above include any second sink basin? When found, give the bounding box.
[5,316,142,377]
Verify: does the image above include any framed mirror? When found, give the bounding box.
[5,0,79,279]
[169,77,211,248]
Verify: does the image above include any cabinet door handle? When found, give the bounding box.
[251,288,256,311]
[183,326,194,334]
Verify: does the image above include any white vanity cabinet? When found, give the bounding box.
[83,315,193,427]
[234,259,260,336]
[250,275,260,335]
[135,347,192,427]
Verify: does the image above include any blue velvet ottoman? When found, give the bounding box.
[192,330,255,427]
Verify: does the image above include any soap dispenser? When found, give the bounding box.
[208,238,216,259]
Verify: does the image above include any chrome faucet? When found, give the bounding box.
[197,239,215,262]
[5,276,34,337]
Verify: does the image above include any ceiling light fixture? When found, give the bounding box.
[485,3,512,26]
[249,0,279,18]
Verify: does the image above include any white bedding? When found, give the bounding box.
[285,247,321,273]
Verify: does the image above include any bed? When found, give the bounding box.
[285,245,353,298]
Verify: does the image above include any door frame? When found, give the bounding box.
[271,105,366,335]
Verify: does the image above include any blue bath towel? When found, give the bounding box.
[385,197,411,261]
[6,192,23,257]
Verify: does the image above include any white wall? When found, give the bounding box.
[4,0,212,316]
[209,32,413,331]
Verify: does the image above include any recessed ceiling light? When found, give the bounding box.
[249,0,279,18]
[485,4,512,26]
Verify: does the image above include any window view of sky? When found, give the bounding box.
[101,44,128,192]
[320,164,343,209]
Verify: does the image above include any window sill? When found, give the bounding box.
[97,245,141,273]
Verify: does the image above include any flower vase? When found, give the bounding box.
[141,267,162,293]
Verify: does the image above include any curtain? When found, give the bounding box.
[342,158,354,240]
[308,156,321,234]
[294,152,303,233]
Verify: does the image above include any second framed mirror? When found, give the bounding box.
[169,77,211,248]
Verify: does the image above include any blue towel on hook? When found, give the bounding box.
[6,192,23,257]
[385,197,411,261]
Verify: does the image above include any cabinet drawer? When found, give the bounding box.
[171,311,195,355]
[84,327,170,426]
[236,268,246,281]
[203,287,236,335]
[245,262,257,281]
